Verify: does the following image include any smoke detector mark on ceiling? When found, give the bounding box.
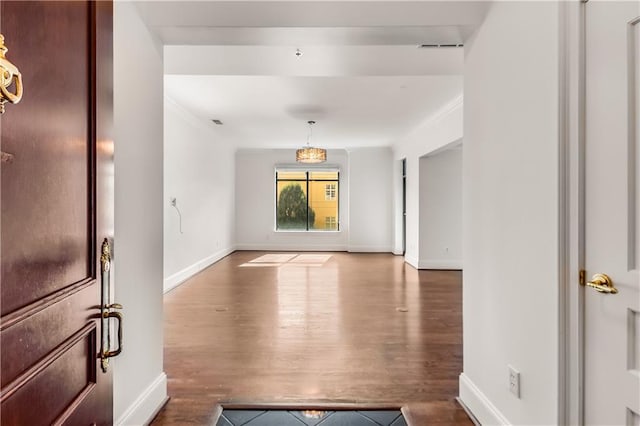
[211,119,223,125]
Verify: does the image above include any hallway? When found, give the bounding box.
[152,252,471,425]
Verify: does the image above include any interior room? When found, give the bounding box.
[111,2,640,424]
[153,3,469,422]
[1,1,637,425]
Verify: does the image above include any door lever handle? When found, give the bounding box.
[585,273,618,294]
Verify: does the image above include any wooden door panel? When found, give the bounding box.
[1,1,113,424]
[0,0,92,316]
[0,285,97,388]
[1,325,96,426]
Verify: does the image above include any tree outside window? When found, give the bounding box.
[276,184,316,230]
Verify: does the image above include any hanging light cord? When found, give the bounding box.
[307,120,315,147]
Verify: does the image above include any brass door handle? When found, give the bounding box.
[586,273,618,294]
[99,238,124,372]
[102,308,123,359]
[100,303,123,372]
[0,34,23,114]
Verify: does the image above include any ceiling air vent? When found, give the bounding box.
[418,44,464,48]
[211,119,223,125]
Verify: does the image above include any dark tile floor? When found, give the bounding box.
[217,410,407,426]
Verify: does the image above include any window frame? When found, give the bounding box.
[275,168,340,232]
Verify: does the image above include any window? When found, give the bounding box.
[276,170,339,231]
[325,183,337,201]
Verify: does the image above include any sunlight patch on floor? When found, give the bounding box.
[239,253,333,268]
[249,253,299,263]
[237,263,283,268]
[289,254,332,264]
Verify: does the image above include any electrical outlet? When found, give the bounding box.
[508,365,520,398]
[170,197,177,207]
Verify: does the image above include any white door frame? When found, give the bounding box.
[559,1,587,425]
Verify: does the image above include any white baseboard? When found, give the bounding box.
[235,244,348,252]
[347,245,393,253]
[418,259,463,270]
[116,372,168,426]
[164,247,234,293]
[459,373,511,426]
[456,397,481,426]
[392,250,404,256]
[404,256,419,269]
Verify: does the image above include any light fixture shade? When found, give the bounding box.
[296,147,327,163]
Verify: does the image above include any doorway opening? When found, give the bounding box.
[417,142,463,271]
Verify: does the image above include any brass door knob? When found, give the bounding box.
[586,273,618,294]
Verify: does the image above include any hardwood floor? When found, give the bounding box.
[151,252,472,425]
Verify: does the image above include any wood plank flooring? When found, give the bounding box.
[151,252,472,425]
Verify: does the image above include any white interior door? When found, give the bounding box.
[585,2,640,425]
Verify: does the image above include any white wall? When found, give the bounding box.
[418,147,462,269]
[235,149,349,251]
[460,2,559,425]
[163,98,235,292]
[392,99,463,267]
[113,2,167,424]
[348,147,393,252]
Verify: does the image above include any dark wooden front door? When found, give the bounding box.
[0,1,114,424]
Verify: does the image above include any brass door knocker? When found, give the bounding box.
[0,34,23,114]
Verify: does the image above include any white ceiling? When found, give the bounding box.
[165,75,462,148]
[164,45,463,76]
[136,1,485,149]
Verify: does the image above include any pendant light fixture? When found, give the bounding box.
[296,120,327,164]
